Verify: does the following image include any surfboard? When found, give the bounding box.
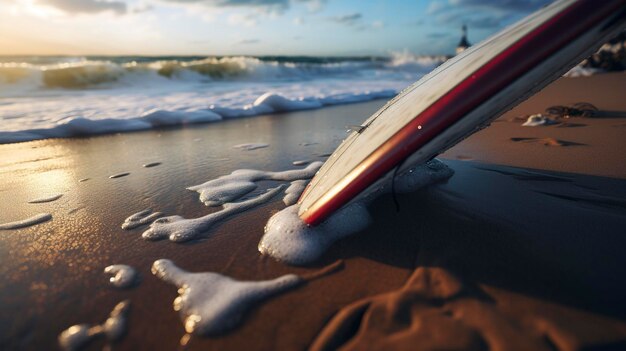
[298,0,626,226]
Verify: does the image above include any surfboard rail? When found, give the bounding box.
[298,0,626,226]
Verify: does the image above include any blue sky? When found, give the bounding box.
[0,0,552,56]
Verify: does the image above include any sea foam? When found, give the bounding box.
[138,162,322,242]
[187,162,322,207]
[28,194,63,203]
[151,259,303,336]
[104,265,139,289]
[122,209,163,230]
[142,186,285,242]
[0,213,52,230]
[283,180,308,206]
[58,300,130,351]
[0,55,444,144]
[259,159,454,265]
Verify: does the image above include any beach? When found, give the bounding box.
[1,71,626,350]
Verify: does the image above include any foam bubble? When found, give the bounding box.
[122,209,163,230]
[142,162,161,168]
[151,259,303,336]
[58,300,130,351]
[28,194,63,203]
[104,265,139,289]
[109,172,130,179]
[0,213,52,230]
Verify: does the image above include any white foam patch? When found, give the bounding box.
[259,203,371,265]
[28,194,63,204]
[259,159,454,265]
[250,93,321,114]
[151,259,303,336]
[0,213,52,230]
[142,185,285,242]
[109,172,130,179]
[187,162,322,207]
[122,209,163,230]
[58,300,130,351]
[233,143,269,151]
[283,180,308,206]
[522,114,558,127]
[104,265,138,289]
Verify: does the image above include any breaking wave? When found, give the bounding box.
[0,54,447,143]
[0,55,445,90]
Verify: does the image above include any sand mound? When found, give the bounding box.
[311,267,626,351]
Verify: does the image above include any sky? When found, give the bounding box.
[0,0,553,56]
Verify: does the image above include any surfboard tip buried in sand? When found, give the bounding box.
[297,0,626,226]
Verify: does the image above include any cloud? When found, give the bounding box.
[329,13,362,26]
[435,10,510,29]
[294,0,326,12]
[372,20,384,29]
[427,0,551,30]
[449,0,552,12]
[159,0,326,14]
[228,13,257,26]
[37,0,127,14]
[236,38,260,44]
[131,3,154,13]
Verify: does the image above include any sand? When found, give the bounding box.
[0,73,625,350]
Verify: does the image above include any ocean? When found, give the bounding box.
[0,54,446,144]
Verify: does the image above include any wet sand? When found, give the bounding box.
[1,72,625,350]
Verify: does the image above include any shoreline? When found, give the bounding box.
[1,72,625,350]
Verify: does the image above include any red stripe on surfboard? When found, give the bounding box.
[300,0,625,226]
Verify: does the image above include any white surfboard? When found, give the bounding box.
[298,0,626,225]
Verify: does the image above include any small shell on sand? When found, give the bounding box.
[142,162,161,168]
[522,114,557,127]
[0,213,52,230]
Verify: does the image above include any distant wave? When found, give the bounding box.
[0,53,447,143]
[0,54,446,90]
